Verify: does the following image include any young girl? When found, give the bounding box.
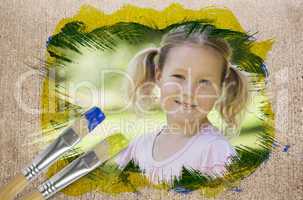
[113,26,249,185]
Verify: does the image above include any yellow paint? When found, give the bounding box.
[105,133,129,157]
[250,39,275,60]
[54,4,244,34]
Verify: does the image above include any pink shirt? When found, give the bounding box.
[113,124,238,185]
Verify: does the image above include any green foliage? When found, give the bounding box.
[46,20,267,76]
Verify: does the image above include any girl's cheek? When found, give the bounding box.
[158,84,182,113]
[195,88,219,112]
[196,91,218,103]
[161,82,182,96]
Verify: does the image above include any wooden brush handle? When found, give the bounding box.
[0,172,28,200]
[23,191,44,200]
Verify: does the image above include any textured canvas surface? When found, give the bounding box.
[0,1,302,199]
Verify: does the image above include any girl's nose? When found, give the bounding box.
[182,81,196,98]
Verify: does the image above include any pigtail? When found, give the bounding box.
[216,65,250,133]
[125,47,159,111]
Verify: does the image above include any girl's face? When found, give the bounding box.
[155,44,224,124]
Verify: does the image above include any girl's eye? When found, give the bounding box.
[171,74,185,79]
[199,79,211,85]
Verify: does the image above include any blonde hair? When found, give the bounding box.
[125,26,250,131]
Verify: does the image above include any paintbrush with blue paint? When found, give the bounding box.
[0,106,105,200]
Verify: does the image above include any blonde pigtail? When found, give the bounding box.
[124,47,159,111]
[216,65,250,135]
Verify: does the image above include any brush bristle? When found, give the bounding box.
[61,128,81,146]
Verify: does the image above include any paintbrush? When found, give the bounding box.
[23,133,129,200]
[0,106,105,200]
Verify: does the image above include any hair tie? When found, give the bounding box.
[223,63,232,79]
[229,64,238,71]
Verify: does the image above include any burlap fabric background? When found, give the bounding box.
[0,1,302,199]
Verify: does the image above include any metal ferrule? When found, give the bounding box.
[22,128,80,182]
[38,151,102,199]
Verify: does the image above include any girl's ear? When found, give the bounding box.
[155,65,162,86]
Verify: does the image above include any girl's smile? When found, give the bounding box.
[174,99,198,109]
